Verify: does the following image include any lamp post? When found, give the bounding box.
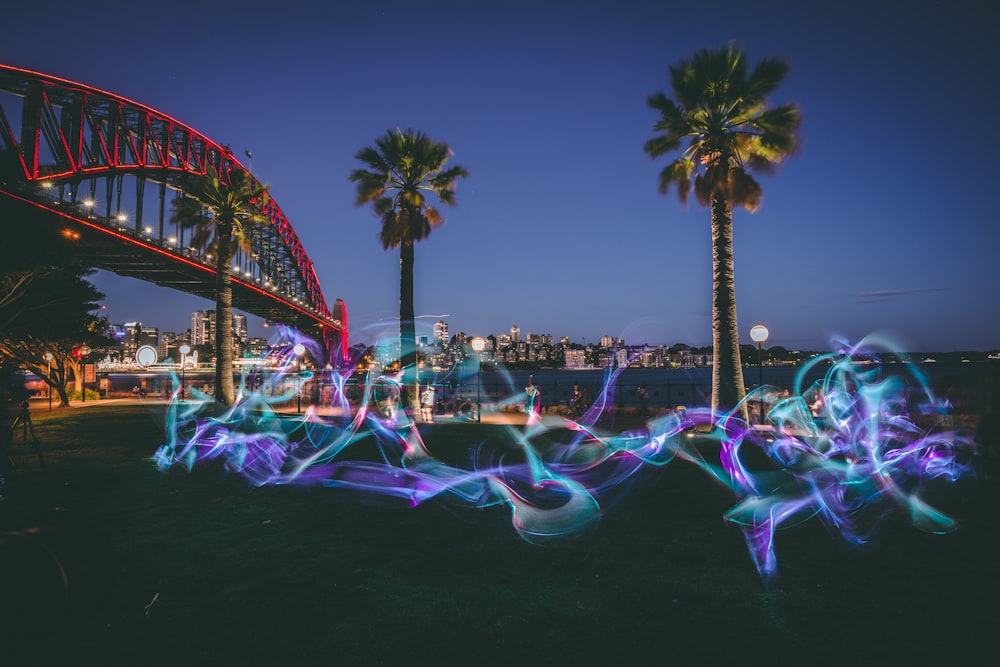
[294,343,306,415]
[749,325,770,424]
[179,344,191,401]
[471,337,486,423]
[79,345,91,404]
[44,352,53,411]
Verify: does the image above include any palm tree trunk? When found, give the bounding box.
[399,241,419,415]
[711,193,748,421]
[215,222,236,407]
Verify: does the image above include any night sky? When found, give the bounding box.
[3,0,996,352]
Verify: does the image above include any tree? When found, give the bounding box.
[0,212,80,333]
[172,162,268,407]
[645,44,800,418]
[0,263,107,407]
[350,128,468,413]
[0,215,107,407]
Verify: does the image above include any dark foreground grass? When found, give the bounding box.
[2,404,997,666]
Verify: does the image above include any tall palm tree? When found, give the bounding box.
[172,161,268,407]
[645,44,800,419]
[350,128,468,414]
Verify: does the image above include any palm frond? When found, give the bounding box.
[746,57,791,100]
[352,128,467,246]
[646,45,799,214]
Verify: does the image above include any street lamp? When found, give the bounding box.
[79,345,91,404]
[471,337,486,423]
[44,352,53,411]
[179,344,191,401]
[293,343,306,414]
[749,325,770,424]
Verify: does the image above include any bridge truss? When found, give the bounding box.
[0,63,345,351]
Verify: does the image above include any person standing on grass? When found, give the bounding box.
[637,384,650,417]
[525,376,541,417]
[571,384,584,419]
[420,384,436,423]
[0,370,29,501]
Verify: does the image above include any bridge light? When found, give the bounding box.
[82,199,94,208]
[41,181,52,188]
[168,237,177,245]
[144,226,153,234]
[117,213,128,222]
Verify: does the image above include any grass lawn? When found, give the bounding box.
[2,403,997,666]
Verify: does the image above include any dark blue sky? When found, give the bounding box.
[4,1,996,351]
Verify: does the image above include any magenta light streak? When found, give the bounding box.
[153,330,978,578]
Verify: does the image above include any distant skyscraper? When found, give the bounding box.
[140,326,159,351]
[159,331,181,360]
[122,322,142,359]
[233,313,248,356]
[434,320,449,343]
[191,310,249,356]
[191,310,215,346]
[510,323,520,343]
[123,322,159,362]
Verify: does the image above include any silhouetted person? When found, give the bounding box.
[525,376,541,416]
[570,384,584,419]
[420,385,436,422]
[637,384,650,417]
[1,364,30,499]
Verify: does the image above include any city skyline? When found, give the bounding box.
[5,1,996,353]
[109,309,996,355]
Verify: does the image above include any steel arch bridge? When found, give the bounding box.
[0,63,346,355]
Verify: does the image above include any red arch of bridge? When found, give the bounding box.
[0,63,347,360]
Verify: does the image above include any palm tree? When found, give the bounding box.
[350,128,468,414]
[171,161,268,407]
[645,44,800,419]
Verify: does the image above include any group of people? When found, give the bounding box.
[413,378,659,423]
[414,376,549,422]
[418,384,475,422]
